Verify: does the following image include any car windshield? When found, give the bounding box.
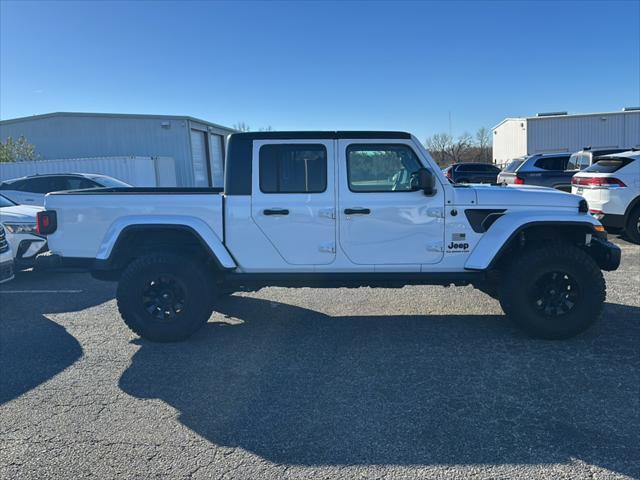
[503,159,524,173]
[90,176,131,188]
[0,194,17,208]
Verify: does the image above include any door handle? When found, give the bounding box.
[263,208,290,216]
[344,208,371,215]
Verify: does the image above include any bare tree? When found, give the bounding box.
[427,128,493,166]
[446,132,473,164]
[425,133,453,166]
[475,127,492,163]
[233,121,251,132]
[233,122,273,132]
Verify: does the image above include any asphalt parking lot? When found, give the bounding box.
[1,237,639,479]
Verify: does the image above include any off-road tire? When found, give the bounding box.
[117,253,214,342]
[625,205,640,245]
[499,242,605,339]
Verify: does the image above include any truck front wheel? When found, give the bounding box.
[499,242,606,339]
[116,253,214,342]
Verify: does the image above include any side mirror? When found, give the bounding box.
[411,168,436,196]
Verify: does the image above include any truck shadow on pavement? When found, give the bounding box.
[0,272,114,405]
[119,297,640,475]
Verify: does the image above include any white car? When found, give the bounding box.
[0,225,15,283]
[0,173,131,206]
[572,150,640,244]
[0,194,47,268]
[38,131,620,342]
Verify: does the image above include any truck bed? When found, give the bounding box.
[44,188,224,259]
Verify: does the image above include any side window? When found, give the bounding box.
[578,155,591,170]
[347,144,422,192]
[259,144,327,193]
[0,180,24,191]
[567,155,580,170]
[21,177,56,194]
[535,156,567,171]
[65,176,98,190]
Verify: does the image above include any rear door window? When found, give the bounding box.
[534,156,569,171]
[21,176,67,193]
[259,144,327,193]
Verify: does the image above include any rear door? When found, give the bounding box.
[251,140,336,265]
[337,140,445,265]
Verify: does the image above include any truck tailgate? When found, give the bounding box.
[44,189,224,258]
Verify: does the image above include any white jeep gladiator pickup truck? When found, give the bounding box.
[36,131,621,342]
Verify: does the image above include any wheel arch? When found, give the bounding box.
[623,195,640,219]
[465,214,604,271]
[95,217,236,273]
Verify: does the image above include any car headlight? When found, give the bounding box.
[3,223,38,234]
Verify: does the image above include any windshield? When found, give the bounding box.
[0,194,17,208]
[90,176,131,188]
[503,159,524,173]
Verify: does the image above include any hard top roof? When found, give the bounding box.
[229,131,412,140]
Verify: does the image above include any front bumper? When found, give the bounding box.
[587,237,621,271]
[0,260,15,284]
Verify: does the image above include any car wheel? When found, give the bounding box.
[499,242,605,339]
[625,206,640,244]
[116,253,214,342]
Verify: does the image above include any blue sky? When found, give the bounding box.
[1,0,638,139]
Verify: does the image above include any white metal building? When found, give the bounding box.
[0,112,235,187]
[492,108,640,165]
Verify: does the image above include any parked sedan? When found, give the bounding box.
[443,163,501,184]
[0,194,47,268]
[0,173,131,206]
[497,153,572,191]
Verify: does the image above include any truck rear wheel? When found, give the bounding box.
[116,253,214,342]
[499,242,605,339]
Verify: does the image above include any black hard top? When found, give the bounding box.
[225,131,413,195]
[229,131,412,140]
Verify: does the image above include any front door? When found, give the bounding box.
[251,140,336,265]
[337,140,445,265]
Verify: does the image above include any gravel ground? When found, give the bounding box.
[1,237,639,479]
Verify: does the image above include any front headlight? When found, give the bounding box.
[3,223,38,234]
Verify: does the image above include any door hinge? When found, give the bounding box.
[319,243,336,254]
[318,208,336,219]
[426,241,444,252]
[427,207,444,218]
